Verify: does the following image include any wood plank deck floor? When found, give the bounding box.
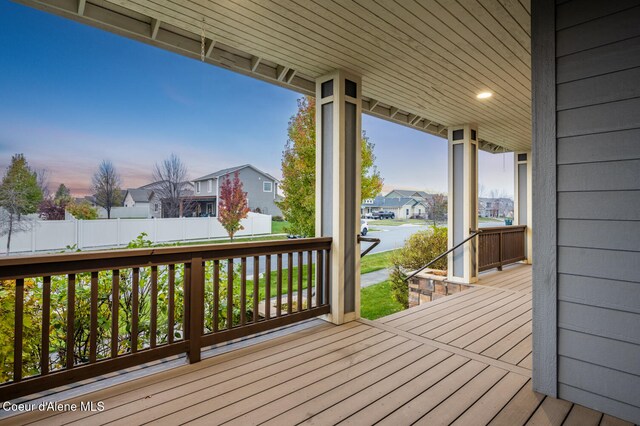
[2,264,632,426]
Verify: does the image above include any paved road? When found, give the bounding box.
[363,222,431,254]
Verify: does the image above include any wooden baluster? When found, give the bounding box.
[111,270,119,357]
[89,271,98,363]
[66,274,75,369]
[297,252,303,312]
[265,255,271,320]
[307,251,312,310]
[168,265,175,343]
[150,265,158,348]
[276,254,282,317]
[131,268,139,353]
[184,262,191,343]
[213,260,219,332]
[14,279,24,381]
[316,251,323,307]
[188,258,203,364]
[227,259,234,329]
[253,256,259,323]
[41,276,51,374]
[240,257,247,326]
[287,253,293,314]
[324,249,331,305]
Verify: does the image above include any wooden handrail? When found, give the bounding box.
[0,237,332,400]
[478,225,526,272]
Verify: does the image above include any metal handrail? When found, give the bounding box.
[358,235,381,258]
[404,229,482,281]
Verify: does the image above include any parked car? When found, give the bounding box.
[361,219,369,236]
[371,211,395,219]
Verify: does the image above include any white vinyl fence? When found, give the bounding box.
[1,212,272,255]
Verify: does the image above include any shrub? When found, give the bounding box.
[389,225,448,307]
[272,216,284,222]
[67,200,99,220]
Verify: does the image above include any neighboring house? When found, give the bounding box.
[122,188,164,218]
[192,164,282,217]
[138,181,194,218]
[479,197,514,218]
[361,196,428,219]
[384,189,430,201]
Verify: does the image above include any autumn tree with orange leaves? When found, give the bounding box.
[218,171,250,240]
[278,96,383,236]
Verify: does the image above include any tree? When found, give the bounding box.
[425,193,447,225]
[0,154,43,253]
[218,171,249,240]
[66,200,99,220]
[54,183,72,204]
[277,96,383,236]
[92,160,123,219]
[152,153,192,218]
[38,198,66,220]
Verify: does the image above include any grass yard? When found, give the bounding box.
[478,216,504,223]
[360,249,399,274]
[360,280,405,320]
[271,220,290,234]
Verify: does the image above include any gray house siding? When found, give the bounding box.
[233,167,281,216]
[534,0,640,422]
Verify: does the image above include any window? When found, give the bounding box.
[406,209,409,216]
[208,179,213,192]
[263,181,273,192]
[196,181,201,193]
[154,203,159,212]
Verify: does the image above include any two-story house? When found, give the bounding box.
[192,164,282,217]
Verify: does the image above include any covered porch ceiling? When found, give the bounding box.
[17,0,532,153]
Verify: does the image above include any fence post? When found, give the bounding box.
[116,218,121,247]
[31,222,37,253]
[153,217,158,243]
[188,257,204,363]
[78,220,83,250]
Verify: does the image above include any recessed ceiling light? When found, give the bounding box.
[477,92,492,99]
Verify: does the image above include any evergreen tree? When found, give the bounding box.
[0,154,43,252]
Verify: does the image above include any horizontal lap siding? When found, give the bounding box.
[555,1,640,423]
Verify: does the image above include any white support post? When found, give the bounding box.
[514,151,533,263]
[316,70,362,325]
[447,124,479,284]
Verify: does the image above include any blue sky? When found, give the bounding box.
[0,0,513,197]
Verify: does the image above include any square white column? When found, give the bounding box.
[316,70,362,324]
[514,151,533,263]
[447,124,479,284]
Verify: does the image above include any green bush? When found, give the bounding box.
[389,225,448,308]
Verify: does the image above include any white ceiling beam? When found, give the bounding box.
[276,65,289,81]
[250,56,261,72]
[150,18,160,39]
[285,69,297,84]
[77,0,86,15]
[205,39,216,58]
[369,99,379,111]
[390,107,399,118]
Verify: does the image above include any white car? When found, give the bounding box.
[360,219,369,236]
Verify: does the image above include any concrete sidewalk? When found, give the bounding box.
[360,269,390,288]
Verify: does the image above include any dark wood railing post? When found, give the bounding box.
[498,230,504,271]
[188,257,204,364]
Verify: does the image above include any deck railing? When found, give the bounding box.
[478,225,526,272]
[0,237,332,400]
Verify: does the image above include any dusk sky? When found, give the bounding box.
[0,0,514,197]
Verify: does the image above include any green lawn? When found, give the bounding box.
[478,216,504,223]
[360,249,399,274]
[271,220,290,234]
[360,280,404,320]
